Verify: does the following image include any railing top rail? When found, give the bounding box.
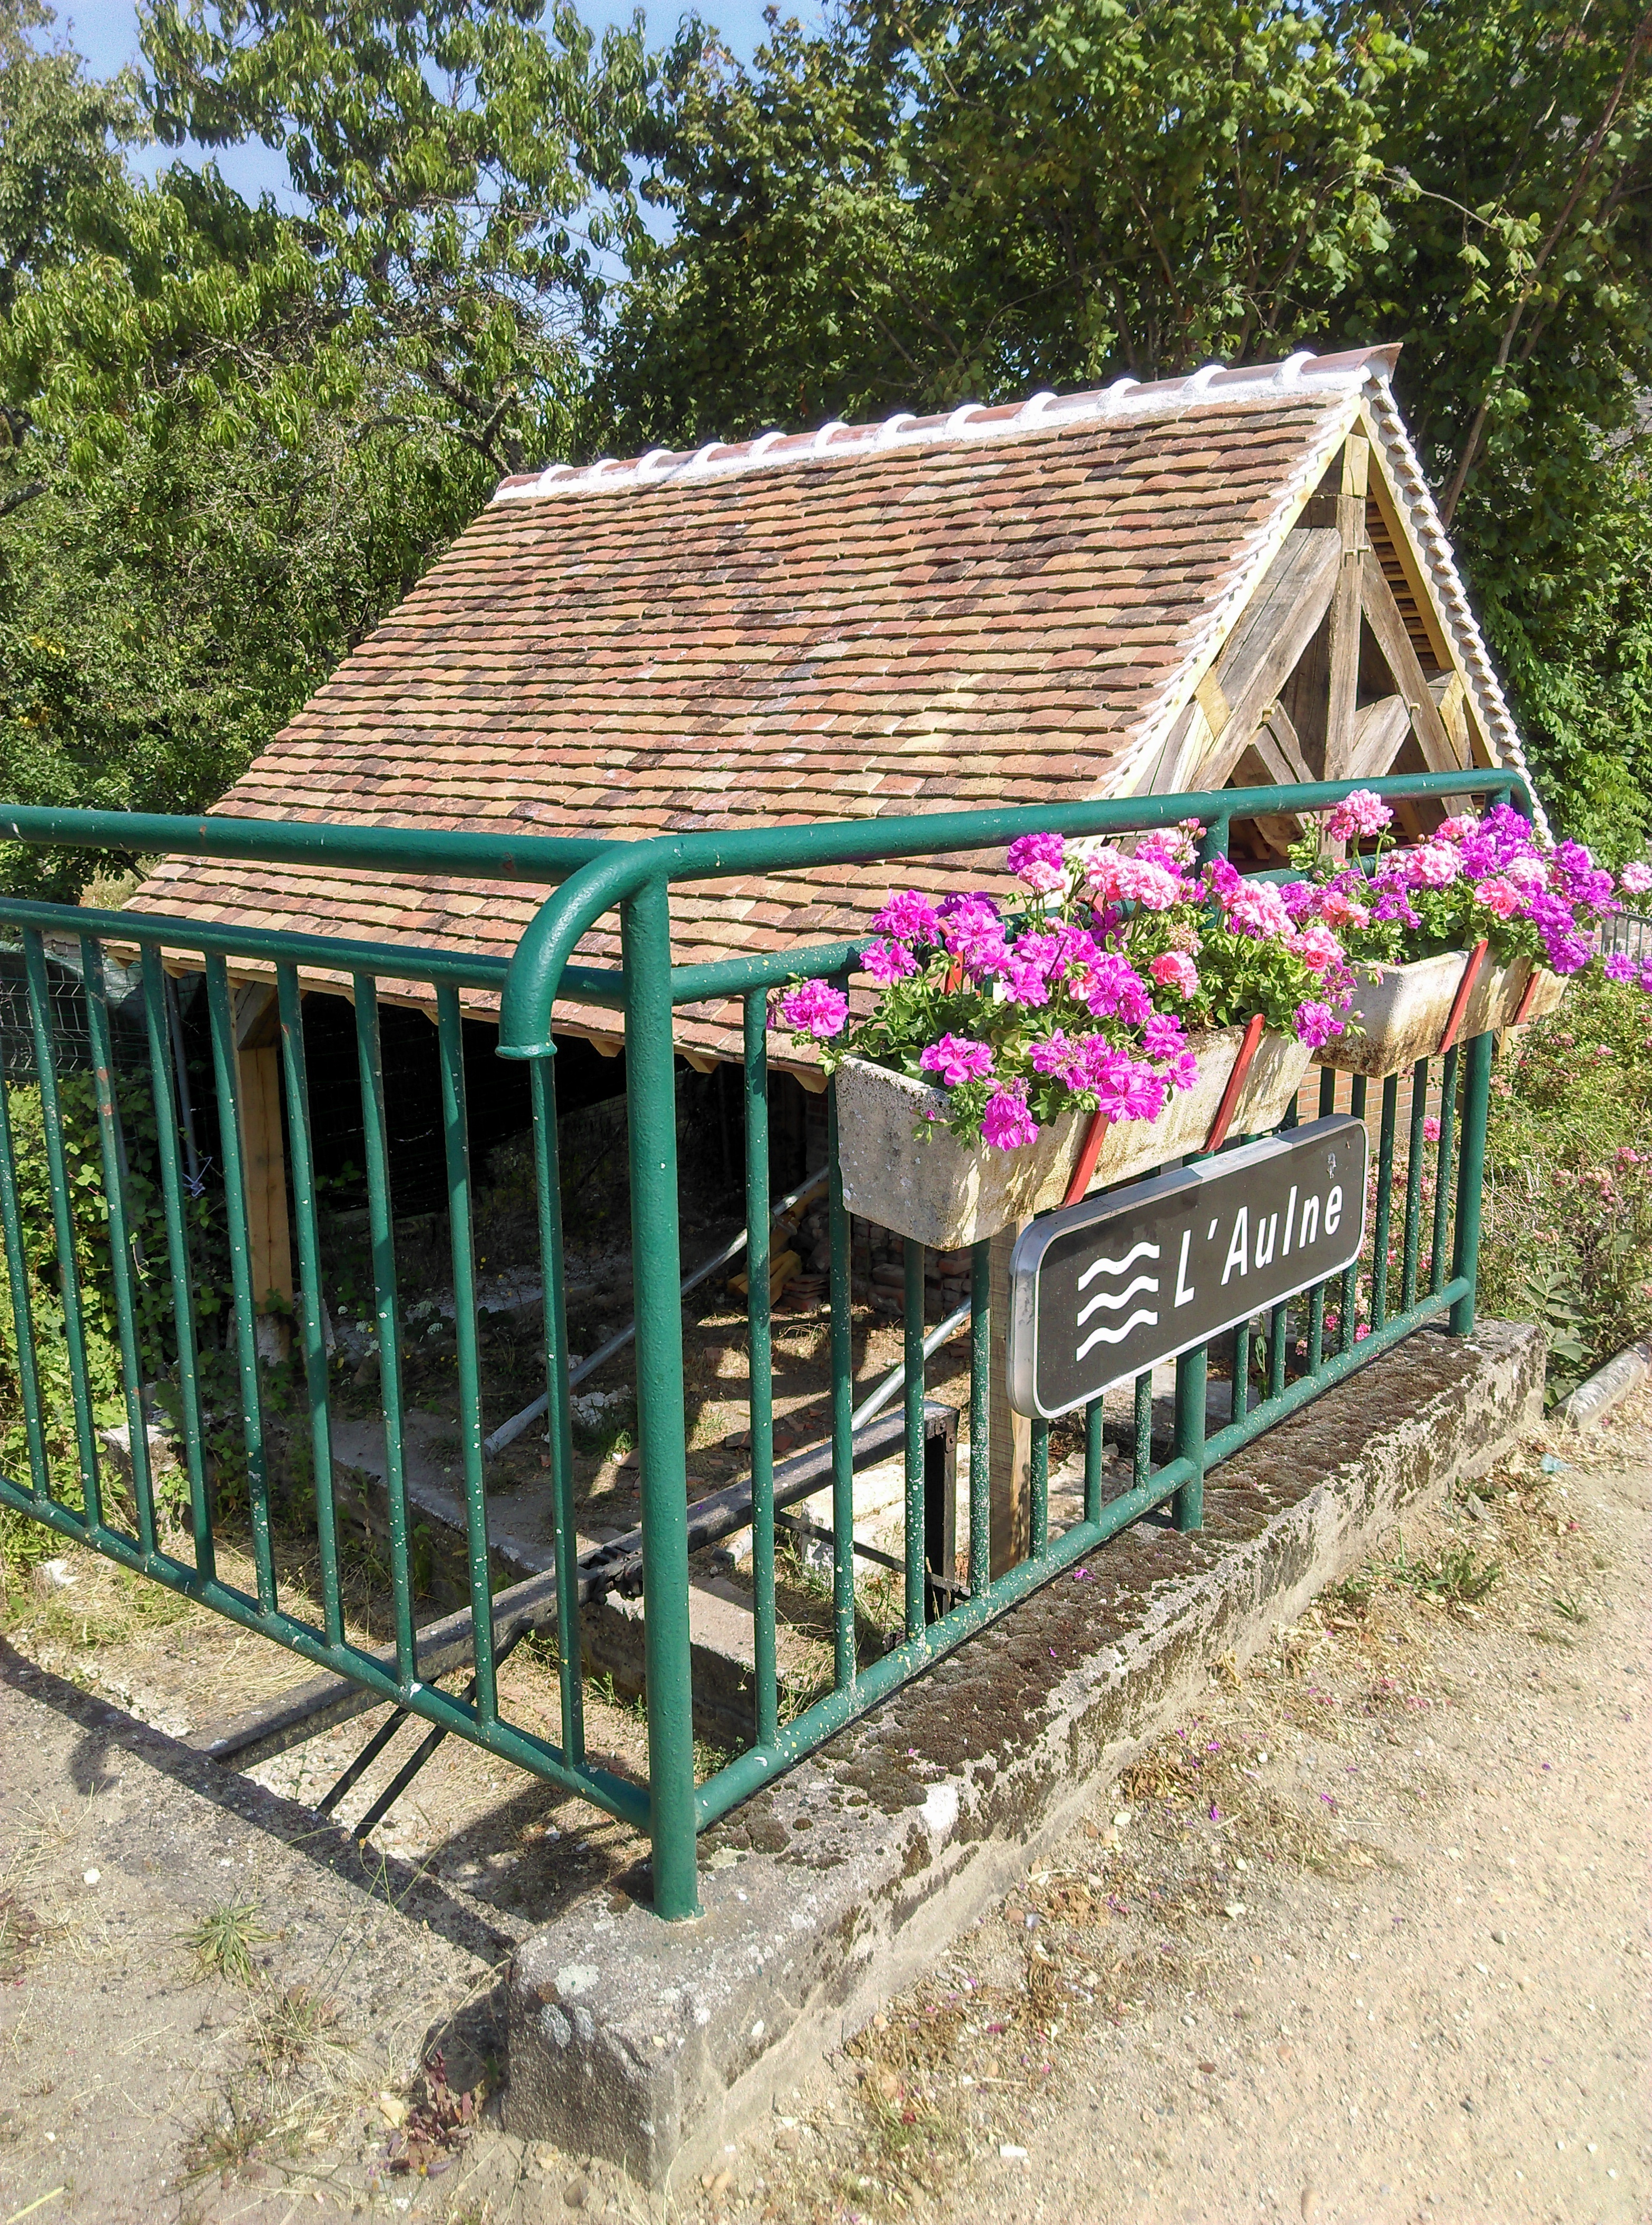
[0,805,614,883]
[494,766,1531,1058]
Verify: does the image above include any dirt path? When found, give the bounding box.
[654,1401,1650,2225]
[0,1399,1645,2223]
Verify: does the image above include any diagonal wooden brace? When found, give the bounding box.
[1510,963,1545,1028]
[1438,939,1490,1055]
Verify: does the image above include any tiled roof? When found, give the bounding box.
[124,345,1519,1067]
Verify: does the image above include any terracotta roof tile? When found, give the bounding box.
[125,346,1522,1057]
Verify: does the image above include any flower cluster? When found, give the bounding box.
[773,822,1356,1151]
[1283,792,1652,990]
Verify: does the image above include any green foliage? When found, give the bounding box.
[604,0,1652,840]
[1479,974,1652,1393]
[0,0,650,898]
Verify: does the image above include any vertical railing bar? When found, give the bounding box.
[620,879,700,1920]
[140,950,213,1576]
[1029,1417,1049,1558]
[274,965,344,1651]
[1132,1370,1152,1493]
[1341,1073,1367,1353]
[902,1238,926,1640]
[1267,1301,1287,1401]
[203,955,277,1611]
[1318,1065,1337,1118]
[742,991,778,1751]
[968,1238,991,1599]
[1449,1030,1494,1336]
[1401,1055,1428,1314]
[1084,1396,1104,1528]
[437,986,497,1727]
[1430,1045,1460,1295]
[1371,1073,1399,1330]
[23,932,104,1532]
[81,938,156,1555]
[350,973,414,1688]
[0,1066,50,1504]
[825,1070,857,1691]
[1308,1278,1327,1374]
[530,1054,585,1768]
[1173,1344,1206,1531]
[1231,1321,1249,1422]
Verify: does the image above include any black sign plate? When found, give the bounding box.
[1007,1116,1369,1419]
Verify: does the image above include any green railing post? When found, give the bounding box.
[1449,1029,1496,1336]
[622,876,702,1921]
[742,990,778,1750]
[1173,1347,1206,1531]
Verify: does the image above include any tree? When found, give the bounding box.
[603,0,1652,842]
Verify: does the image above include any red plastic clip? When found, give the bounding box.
[1438,938,1490,1055]
[1205,1012,1266,1154]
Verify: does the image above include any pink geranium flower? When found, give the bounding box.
[1150,950,1199,998]
[1007,832,1066,892]
[919,1033,995,1087]
[1326,790,1393,843]
[981,1084,1039,1150]
[776,980,849,1039]
[1473,876,1521,920]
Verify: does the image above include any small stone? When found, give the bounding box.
[1198,2062,1217,2075]
[710,2170,734,2197]
[999,2144,1028,2161]
[82,1868,100,1887]
[1491,1929,1508,1944]
[773,2129,799,2154]
[871,2012,889,2032]
[562,2175,589,2208]
[1301,2185,1320,2221]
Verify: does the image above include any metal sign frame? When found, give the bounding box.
[1007,1117,1370,1419]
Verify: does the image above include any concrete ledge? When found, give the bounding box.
[502,1320,1543,2188]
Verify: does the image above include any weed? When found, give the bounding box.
[185,1901,269,1986]
[252,1984,339,2074]
[1380,1536,1502,1607]
[1550,1591,1588,1624]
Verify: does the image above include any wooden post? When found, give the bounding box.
[988,1216,1031,1575]
[233,982,293,1362]
[1323,436,1369,779]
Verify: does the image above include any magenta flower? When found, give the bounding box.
[1293,1000,1343,1050]
[1142,1011,1186,1061]
[776,980,849,1039]
[918,1033,995,1087]
[872,889,942,944]
[1006,832,1066,892]
[1422,1116,1441,1142]
[862,937,917,983]
[1002,958,1053,1007]
[1605,951,1637,983]
[1149,950,1199,999]
[1326,790,1393,843]
[1029,1030,1088,1085]
[981,1084,1039,1150]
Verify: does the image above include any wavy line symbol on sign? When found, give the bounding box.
[1073,1239,1161,1363]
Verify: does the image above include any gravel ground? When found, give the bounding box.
[0,1396,1645,2224]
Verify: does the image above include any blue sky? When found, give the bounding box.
[52,0,782,205]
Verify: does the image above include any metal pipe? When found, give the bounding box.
[481,1165,828,1458]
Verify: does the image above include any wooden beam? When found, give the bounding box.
[232,983,293,1361]
[1344,694,1413,781]
[1323,438,1368,779]
[1192,527,1341,788]
[1358,554,1462,770]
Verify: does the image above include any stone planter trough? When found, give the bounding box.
[1316,949,1567,1079]
[833,1027,1313,1250]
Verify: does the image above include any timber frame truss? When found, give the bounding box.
[1150,416,1495,859]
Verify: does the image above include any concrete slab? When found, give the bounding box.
[500,1320,1544,2188]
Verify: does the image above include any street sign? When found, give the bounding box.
[1006,1116,1369,1419]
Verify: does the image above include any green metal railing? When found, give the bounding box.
[0,771,1527,1918]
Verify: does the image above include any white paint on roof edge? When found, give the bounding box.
[492,347,1397,503]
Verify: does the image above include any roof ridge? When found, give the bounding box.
[494,345,1402,505]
